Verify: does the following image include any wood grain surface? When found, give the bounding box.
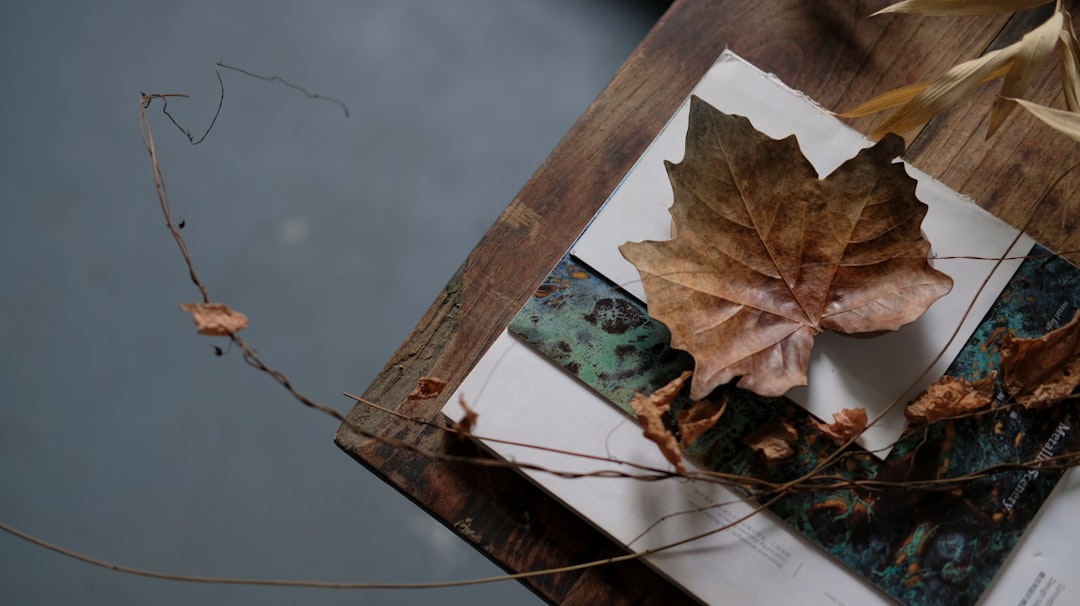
[335,1,1080,603]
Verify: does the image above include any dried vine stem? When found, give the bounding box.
[0,486,788,592]
[139,92,210,303]
[216,61,351,117]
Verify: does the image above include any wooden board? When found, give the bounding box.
[335,1,1080,603]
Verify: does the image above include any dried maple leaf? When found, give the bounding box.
[630,370,691,474]
[813,407,869,441]
[743,420,798,464]
[905,373,996,424]
[620,97,953,399]
[408,377,448,400]
[677,394,727,447]
[179,302,248,336]
[1001,309,1080,409]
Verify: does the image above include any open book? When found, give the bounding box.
[444,52,1080,606]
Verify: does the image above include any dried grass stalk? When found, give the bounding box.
[874,0,1052,17]
[1059,11,1080,112]
[989,11,1063,135]
[854,2,1080,141]
[841,67,1009,118]
[871,45,1018,138]
[1010,97,1080,140]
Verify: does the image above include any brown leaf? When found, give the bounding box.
[408,377,448,400]
[813,407,869,441]
[1001,309,1080,408]
[630,371,691,474]
[452,396,478,436]
[620,98,952,399]
[677,395,728,446]
[743,421,798,464]
[905,373,995,424]
[179,302,249,336]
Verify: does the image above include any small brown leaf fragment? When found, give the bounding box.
[813,407,869,441]
[905,373,996,424]
[743,421,798,464]
[179,302,249,336]
[452,396,478,437]
[677,395,727,446]
[1001,309,1080,409]
[630,370,692,474]
[408,377,448,400]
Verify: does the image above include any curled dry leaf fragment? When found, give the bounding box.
[630,370,692,474]
[179,302,249,336]
[677,394,728,447]
[905,373,996,424]
[743,421,798,464]
[813,407,869,441]
[452,396,478,437]
[1001,309,1080,409]
[620,97,951,399]
[408,377,448,400]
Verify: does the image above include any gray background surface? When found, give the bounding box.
[0,2,666,604]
